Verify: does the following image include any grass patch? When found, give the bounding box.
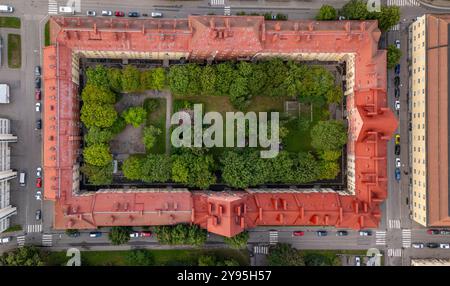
[2,224,22,233]
[146,98,166,154]
[0,17,20,29]
[44,20,50,46]
[45,248,249,266]
[7,34,21,69]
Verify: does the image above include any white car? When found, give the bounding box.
[129,232,140,238]
[0,237,11,244]
[355,256,361,266]
[395,40,400,49]
[35,102,41,112]
[36,167,42,178]
[412,243,424,249]
[395,100,400,111]
[151,12,163,18]
[395,158,401,168]
[35,194,42,201]
[101,10,112,16]
[440,243,450,249]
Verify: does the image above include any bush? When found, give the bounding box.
[84,127,114,146]
[81,103,118,128]
[223,231,249,249]
[154,224,207,246]
[171,151,216,189]
[0,246,45,266]
[267,244,305,266]
[109,116,127,135]
[80,163,113,185]
[83,144,113,167]
[152,67,166,90]
[107,67,123,92]
[316,5,337,20]
[310,121,347,151]
[142,125,161,150]
[121,65,141,92]
[86,65,109,87]
[122,155,143,180]
[122,106,147,128]
[108,226,132,245]
[81,84,116,104]
[143,98,160,113]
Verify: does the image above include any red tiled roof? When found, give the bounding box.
[43,16,397,237]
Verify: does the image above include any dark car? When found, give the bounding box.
[316,230,328,237]
[67,231,80,237]
[89,231,102,238]
[427,229,440,235]
[395,64,400,75]
[336,230,348,236]
[395,168,401,181]
[426,242,439,248]
[35,210,41,220]
[128,12,139,17]
[395,145,400,156]
[440,229,450,235]
[35,77,41,89]
[394,87,400,98]
[394,76,400,87]
[35,89,41,100]
[35,119,42,130]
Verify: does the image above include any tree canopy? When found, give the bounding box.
[316,5,337,20]
[171,151,216,189]
[108,226,132,245]
[121,65,141,92]
[122,106,147,128]
[83,144,113,167]
[154,224,207,246]
[142,125,161,150]
[223,231,249,249]
[80,163,113,185]
[267,244,305,266]
[311,121,347,151]
[81,84,116,104]
[387,44,402,69]
[81,103,118,128]
[0,246,45,266]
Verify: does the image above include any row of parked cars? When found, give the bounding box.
[35,66,42,130]
[412,243,450,249]
[292,230,372,237]
[87,230,152,238]
[86,10,163,18]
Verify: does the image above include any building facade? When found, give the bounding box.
[0,118,17,233]
[409,14,450,227]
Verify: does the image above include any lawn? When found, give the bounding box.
[44,20,50,46]
[146,98,166,154]
[45,248,250,266]
[7,34,21,69]
[0,17,20,29]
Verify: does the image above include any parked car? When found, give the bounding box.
[359,230,372,236]
[67,231,80,238]
[0,237,11,244]
[427,229,440,235]
[35,65,41,76]
[395,145,401,155]
[355,256,361,266]
[115,11,125,17]
[35,119,41,130]
[426,242,439,248]
[336,230,348,236]
[129,232,140,238]
[140,231,152,237]
[440,229,450,235]
[292,231,305,237]
[36,177,42,188]
[36,190,41,196]
[394,76,400,87]
[412,243,424,248]
[316,230,328,237]
[395,64,400,75]
[395,100,400,111]
[151,12,163,18]
[36,167,42,178]
[101,10,112,16]
[440,243,450,249]
[35,193,41,200]
[89,232,102,238]
[142,13,148,17]
[35,102,41,112]
[394,87,400,98]
[338,16,346,20]
[128,12,139,17]
[395,168,401,181]
[86,10,96,16]
[395,134,400,145]
[35,77,41,89]
[395,39,401,49]
[395,158,401,168]
[35,210,41,220]
[35,89,41,100]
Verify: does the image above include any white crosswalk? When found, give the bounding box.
[16,235,26,247]
[224,6,231,16]
[375,231,386,245]
[269,230,278,245]
[387,0,420,6]
[210,0,225,6]
[48,0,58,15]
[390,24,400,31]
[388,219,401,229]
[402,229,412,248]
[253,245,269,255]
[387,248,402,257]
[42,234,53,247]
[27,224,42,233]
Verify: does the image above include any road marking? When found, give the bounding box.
[387,0,420,6]
[210,0,225,6]
[48,0,58,15]
[387,248,402,257]
[224,6,231,16]
[253,245,269,255]
[42,234,53,247]
[269,230,278,245]
[388,219,401,229]
[402,229,412,248]
[27,224,42,233]
[390,24,400,31]
[16,235,26,247]
[375,231,386,245]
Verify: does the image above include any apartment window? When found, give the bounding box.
[422,42,425,47]
[422,136,424,140]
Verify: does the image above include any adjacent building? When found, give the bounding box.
[409,14,450,227]
[0,118,17,233]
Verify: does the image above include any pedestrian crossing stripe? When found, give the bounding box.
[224,6,231,16]
[27,224,42,233]
[42,234,53,246]
[375,231,386,245]
[253,245,269,254]
[16,235,26,247]
[402,229,412,248]
[388,219,401,229]
[387,0,420,6]
[48,0,58,15]
[210,0,225,6]
[390,24,400,31]
[387,248,402,257]
[269,231,278,245]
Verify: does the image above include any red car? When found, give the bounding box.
[115,11,124,17]
[35,89,41,100]
[427,229,440,235]
[140,231,152,237]
[36,178,42,188]
[292,231,305,237]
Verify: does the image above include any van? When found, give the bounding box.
[19,172,26,186]
[59,6,75,14]
[0,5,14,13]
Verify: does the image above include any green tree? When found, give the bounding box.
[122,106,147,128]
[140,70,154,90]
[142,125,161,150]
[0,246,45,266]
[290,152,321,183]
[168,64,190,96]
[108,226,132,245]
[316,5,337,20]
[387,44,402,69]
[121,65,141,92]
[326,85,343,104]
[221,150,269,188]
[81,103,118,128]
[81,84,116,104]
[311,120,347,151]
[215,62,236,96]
[319,150,341,161]
[247,63,268,97]
[223,231,249,249]
[107,67,123,92]
[140,154,172,183]
[318,161,340,180]
[80,163,113,185]
[373,6,401,32]
[126,249,155,266]
[122,155,144,180]
[229,76,250,108]
[267,244,305,266]
[341,0,369,20]
[152,67,166,90]
[109,116,127,135]
[200,65,217,96]
[172,151,216,189]
[86,65,109,87]
[84,127,114,146]
[154,224,207,246]
[262,58,288,97]
[143,98,160,113]
[83,144,113,167]
[304,252,339,266]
